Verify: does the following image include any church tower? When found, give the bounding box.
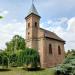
[25,3,41,50]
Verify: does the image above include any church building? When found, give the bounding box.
[25,3,65,68]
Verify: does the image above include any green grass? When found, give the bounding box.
[0,67,55,75]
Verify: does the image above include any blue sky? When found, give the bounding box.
[0,0,75,51]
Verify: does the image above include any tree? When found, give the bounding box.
[9,53,18,67]
[5,35,26,53]
[20,48,40,69]
[65,49,75,57]
[0,51,9,69]
[0,54,2,65]
[4,35,26,67]
[0,16,3,19]
[56,51,75,75]
[17,50,24,66]
[2,55,8,69]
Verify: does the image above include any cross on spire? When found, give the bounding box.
[32,0,34,4]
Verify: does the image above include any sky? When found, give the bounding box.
[0,0,75,51]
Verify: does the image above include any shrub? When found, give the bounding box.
[22,48,40,69]
[9,53,18,67]
[56,53,75,75]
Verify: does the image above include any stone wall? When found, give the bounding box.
[42,38,65,67]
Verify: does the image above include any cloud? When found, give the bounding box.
[40,17,68,32]
[41,17,75,51]
[0,16,75,51]
[0,0,75,51]
[67,17,75,32]
[0,19,26,49]
[0,10,8,17]
[3,10,8,14]
[54,17,75,50]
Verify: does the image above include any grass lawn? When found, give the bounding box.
[0,67,55,75]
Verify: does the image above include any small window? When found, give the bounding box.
[58,46,61,55]
[35,22,37,27]
[28,32,30,39]
[28,23,30,28]
[28,32,30,35]
[49,44,52,54]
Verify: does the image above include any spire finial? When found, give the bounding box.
[32,0,34,4]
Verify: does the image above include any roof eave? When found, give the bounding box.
[25,13,41,19]
[45,37,65,44]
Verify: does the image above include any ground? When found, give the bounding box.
[0,67,55,75]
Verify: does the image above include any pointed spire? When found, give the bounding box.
[26,3,40,18]
[32,0,34,5]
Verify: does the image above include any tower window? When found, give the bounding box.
[58,46,61,55]
[28,32,30,39]
[28,32,30,35]
[49,44,52,54]
[35,22,37,27]
[28,23,30,28]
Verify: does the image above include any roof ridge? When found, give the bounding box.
[40,28,53,33]
[40,28,65,42]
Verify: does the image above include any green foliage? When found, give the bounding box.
[9,53,18,67]
[17,50,24,66]
[0,52,9,69]
[20,48,40,69]
[0,55,2,65]
[6,48,40,68]
[0,16,3,19]
[65,49,75,57]
[56,51,75,75]
[5,35,26,53]
[2,56,8,68]
[0,35,40,70]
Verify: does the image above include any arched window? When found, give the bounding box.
[35,22,37,27]
[49,44,52,54]
[28,23,30,28]
[28,32,30,35]
[58,46,61,55]
[28,32,30,39]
